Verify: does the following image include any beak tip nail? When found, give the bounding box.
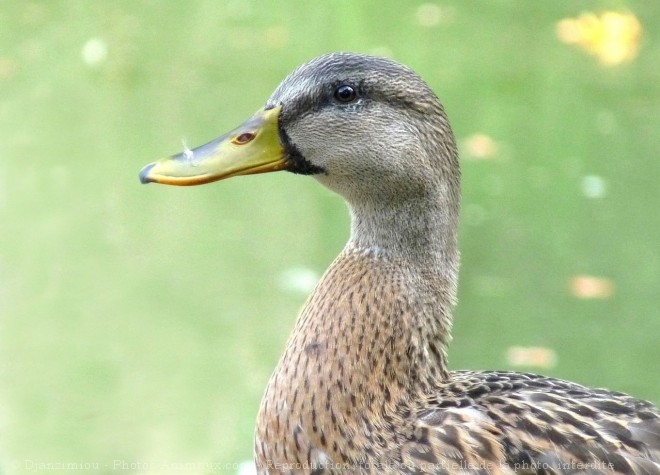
[139,163,156,184]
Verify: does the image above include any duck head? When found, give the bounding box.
[139,52,459,211]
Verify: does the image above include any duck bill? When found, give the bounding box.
[139,105,287,186]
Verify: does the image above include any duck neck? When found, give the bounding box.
[256,188,460,466]
[342,188,460,387]
[347,187,460,280]
[335,186,461,387]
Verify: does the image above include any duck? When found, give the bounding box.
[140,52,660,474]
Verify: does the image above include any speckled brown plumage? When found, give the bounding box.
[255,249,660,474]
[257,247,453,470]
[144,52,660,474]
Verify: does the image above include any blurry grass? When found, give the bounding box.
[1,1,659,473]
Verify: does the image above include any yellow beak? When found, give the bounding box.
[139,105,288,186]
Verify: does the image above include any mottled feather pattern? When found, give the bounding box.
[255,246,660,474]
[404,372,660,474]
[256,247,455,473]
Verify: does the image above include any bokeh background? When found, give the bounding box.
[2,1,659,474]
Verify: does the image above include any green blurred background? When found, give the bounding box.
[2,1,659,474]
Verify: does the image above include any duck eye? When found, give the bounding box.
[334,85,357,103]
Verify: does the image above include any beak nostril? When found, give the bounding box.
[234,132,255,145]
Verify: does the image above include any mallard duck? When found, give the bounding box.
[140,53,660,474]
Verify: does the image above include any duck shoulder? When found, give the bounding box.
[399,371,660,474]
